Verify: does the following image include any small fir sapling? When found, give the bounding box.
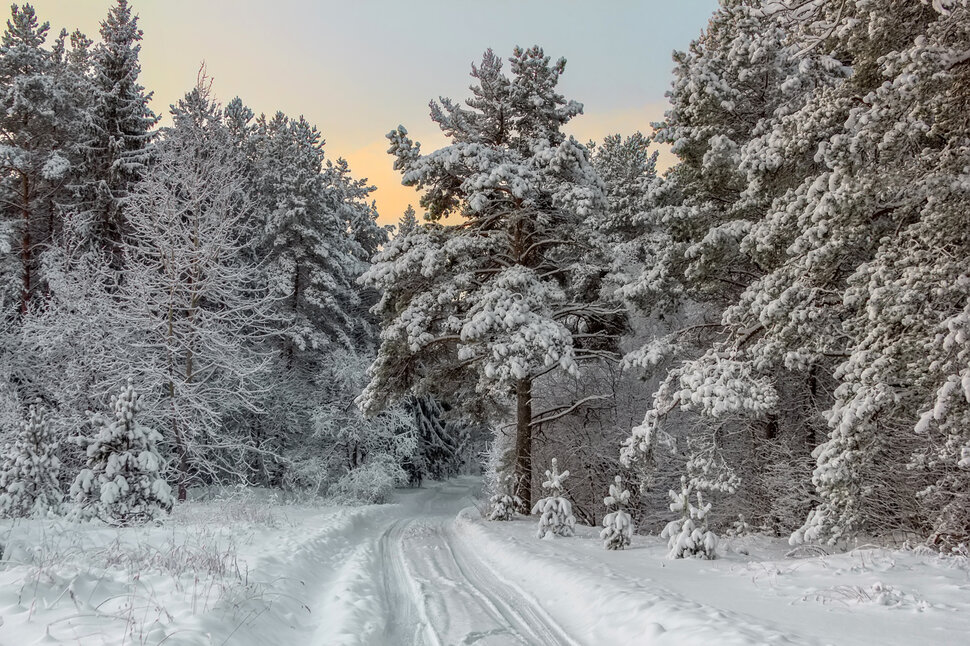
[488,474,523,521]
[600,475,634,550]
[531,458,576,539]
[661,476,719,559]
[70,380,173,525]
[726,513,754,537]
[0,404,63,518]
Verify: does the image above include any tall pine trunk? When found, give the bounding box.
[20,173,31,315]
[514,377,533,512]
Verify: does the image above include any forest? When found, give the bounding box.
[1,0,969,560]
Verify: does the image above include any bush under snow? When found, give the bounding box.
[661,476,718,559]
[0,404,63,518]
[532,458,576,539]
[488,474,523,521]
[601,475,634,550]
[70,380,174,525]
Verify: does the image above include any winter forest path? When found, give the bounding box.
[316,477,578,646]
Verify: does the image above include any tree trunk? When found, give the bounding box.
[20,173,31,315]
[514,378,533,512]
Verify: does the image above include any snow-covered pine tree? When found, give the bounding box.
[361,47,624,511]
[255,112,366,359]
[240,111,384,486]
[661,476,718,559]
[776,0,970,549]
[323,155,389,348]
[600,475,633,550]
[590,132,658,240]
[71,381,173,525]
[619,0,847,533]
[531,458,576,538]
[0,404,62,518]
[487,473,522,521]
[410,396,467,482]
[0,4,86,314]
[76,0,157,259]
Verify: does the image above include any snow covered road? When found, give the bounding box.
[314,478,579,646]
[374,481,578,646]
[4,479,969,645]
[309,478,970,646]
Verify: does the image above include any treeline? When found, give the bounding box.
[0,1,467,521]
[366,0,970,551]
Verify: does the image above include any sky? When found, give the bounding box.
[27,0,718,225]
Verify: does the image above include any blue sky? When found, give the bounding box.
[27,0,719,222]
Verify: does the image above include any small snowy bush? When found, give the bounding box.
[726,513,754,537]
[531,458,576,539]
[661,476,718,559]
[600,475,634,550]
[70,380,173,525]
[487,474,522,521]
[0,404,63,518]
[331,455,407,504]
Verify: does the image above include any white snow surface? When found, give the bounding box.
[2,477,968,645]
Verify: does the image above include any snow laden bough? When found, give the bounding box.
[601,475,634,550]
[71,380,174,525]
[661,476,718,559]
[531,458,576,539]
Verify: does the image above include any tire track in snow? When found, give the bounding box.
[376,481,579,646]
[440,523,581,646]
[379,517,440,646]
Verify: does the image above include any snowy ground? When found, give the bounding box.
[2,478,968,645]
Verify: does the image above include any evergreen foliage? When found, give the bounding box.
[600,475,633,550]
[488,474,523,521]
[71,381,173,525]
[532,458,576,539]
[661,476,718,559]
[361,47,624,510]
[0,404,62,518]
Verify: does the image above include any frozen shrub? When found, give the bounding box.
[488,474,522,521]
[71,380,173,524]
[661,476,718,559]
[532,458,576,539]
[0,404,63,518]
[331,455,407,504]
[601,475,634,550]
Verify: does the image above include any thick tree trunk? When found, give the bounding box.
[513,378,533,512]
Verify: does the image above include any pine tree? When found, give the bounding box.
[78,0,157,258]
[590,132,658,238]
[487,473,523,521]
[600,475,633,550]
[410,396,467,481]
[778,0,970,548]
[71,381,173,525]
[661,476,718,559]
[0,4,85,314]
[0,404,62,518]
[531,458,576,538]
[618,0,847,533]
[361,47,624,510]
[254,112,365,359]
